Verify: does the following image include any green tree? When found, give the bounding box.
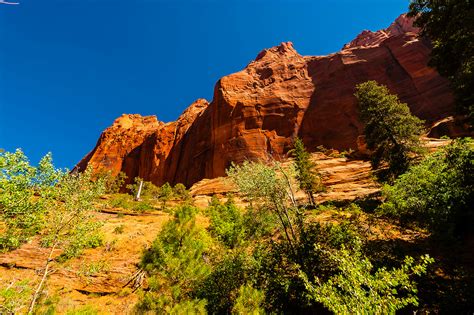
[137,205,211,312]
[173,183,191,201]
[227,161,299,253]
[300,246,433,314]
[379,138,474,238]
[290,137,324,206]
[159,182,174,209]
[208,196,245,248]
[0,149,62,251]
[232,284,265,315]
[29,167,105,312]
[409,0,474,122]
[95,170,127,194]
[355,81,425,180]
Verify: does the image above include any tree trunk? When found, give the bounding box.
[29,242,57,314]
[135,180,143,201]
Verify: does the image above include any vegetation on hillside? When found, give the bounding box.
[355,80,426,181]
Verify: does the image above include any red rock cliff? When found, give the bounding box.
[76,14,454,187]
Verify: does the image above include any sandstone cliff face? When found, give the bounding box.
[76,14,455,187]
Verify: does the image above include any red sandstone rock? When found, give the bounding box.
[76,14,456,187]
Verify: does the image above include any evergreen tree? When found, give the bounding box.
[409,0,474,123]
[291,138,324,205]
[355,81,425,180]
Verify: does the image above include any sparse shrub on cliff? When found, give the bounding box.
[290,137,324,206]
[173,183,191,201]
[355,81,425,181]
[379,138,474,239]
[95,170,127,194]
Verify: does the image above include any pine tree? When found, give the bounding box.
[291,137,323,205]
[355,81,425,180]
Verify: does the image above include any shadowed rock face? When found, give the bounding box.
[76,14,455,187]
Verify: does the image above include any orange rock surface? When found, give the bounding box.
[76,14,455,187]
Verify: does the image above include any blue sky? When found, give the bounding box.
[0,0,409,168]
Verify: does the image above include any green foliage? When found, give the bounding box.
[355,81,425,180]
[108,193,154,212]
[232,284,265,315]
[113,224,125,234]
[261,222,361,312]
[39,167,105,261]
[227,161,300,251]
[158,182,174,208]
[137,205,212,312]
[0,149,63,251]
[77,259,111,278]
[208,196,245,248]
[126,177,160,200]
[300,247,433,314]
[65,304,99,315]
[409,0,474,122]
[198,251,261,314]
[168,299,207,315]
[173,183,191,201]
[0,279,32,314]
[290,137,324,205]
[95,170,127,194]
[379,138,474,238]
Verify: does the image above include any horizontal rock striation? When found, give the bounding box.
[76,14,455,187]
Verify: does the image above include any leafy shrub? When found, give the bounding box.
[379,138,474,238]
[0,279,32,314]
[0,150,63,251]
[95,170,127,194]
[232,284,265,315]
[300,248,433,314]
[227,161,300,251]
[136,205,212,312]
[126,177,160,200]
[260,222,360,312]
[197,251,260,314]
[208,196,245,248]
[173,183,191,201]
[113,224,125,234]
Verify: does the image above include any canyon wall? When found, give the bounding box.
[75,14,454,187]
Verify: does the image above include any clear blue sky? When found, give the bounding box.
[0,0,409,169]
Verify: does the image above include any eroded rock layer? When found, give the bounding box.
[76,14,455,187]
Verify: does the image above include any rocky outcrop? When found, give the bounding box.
[76,14,455,187]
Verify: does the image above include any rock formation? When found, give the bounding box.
[76,14,455,187]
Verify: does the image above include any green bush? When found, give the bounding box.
[198,251,260,314]
[0,150,63,251]
[232,284,265,315]
[260,222,360,312]
[136,205,212,312]
[379,138,474,238]
[208,196,245,248]
[300,247,433,314]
